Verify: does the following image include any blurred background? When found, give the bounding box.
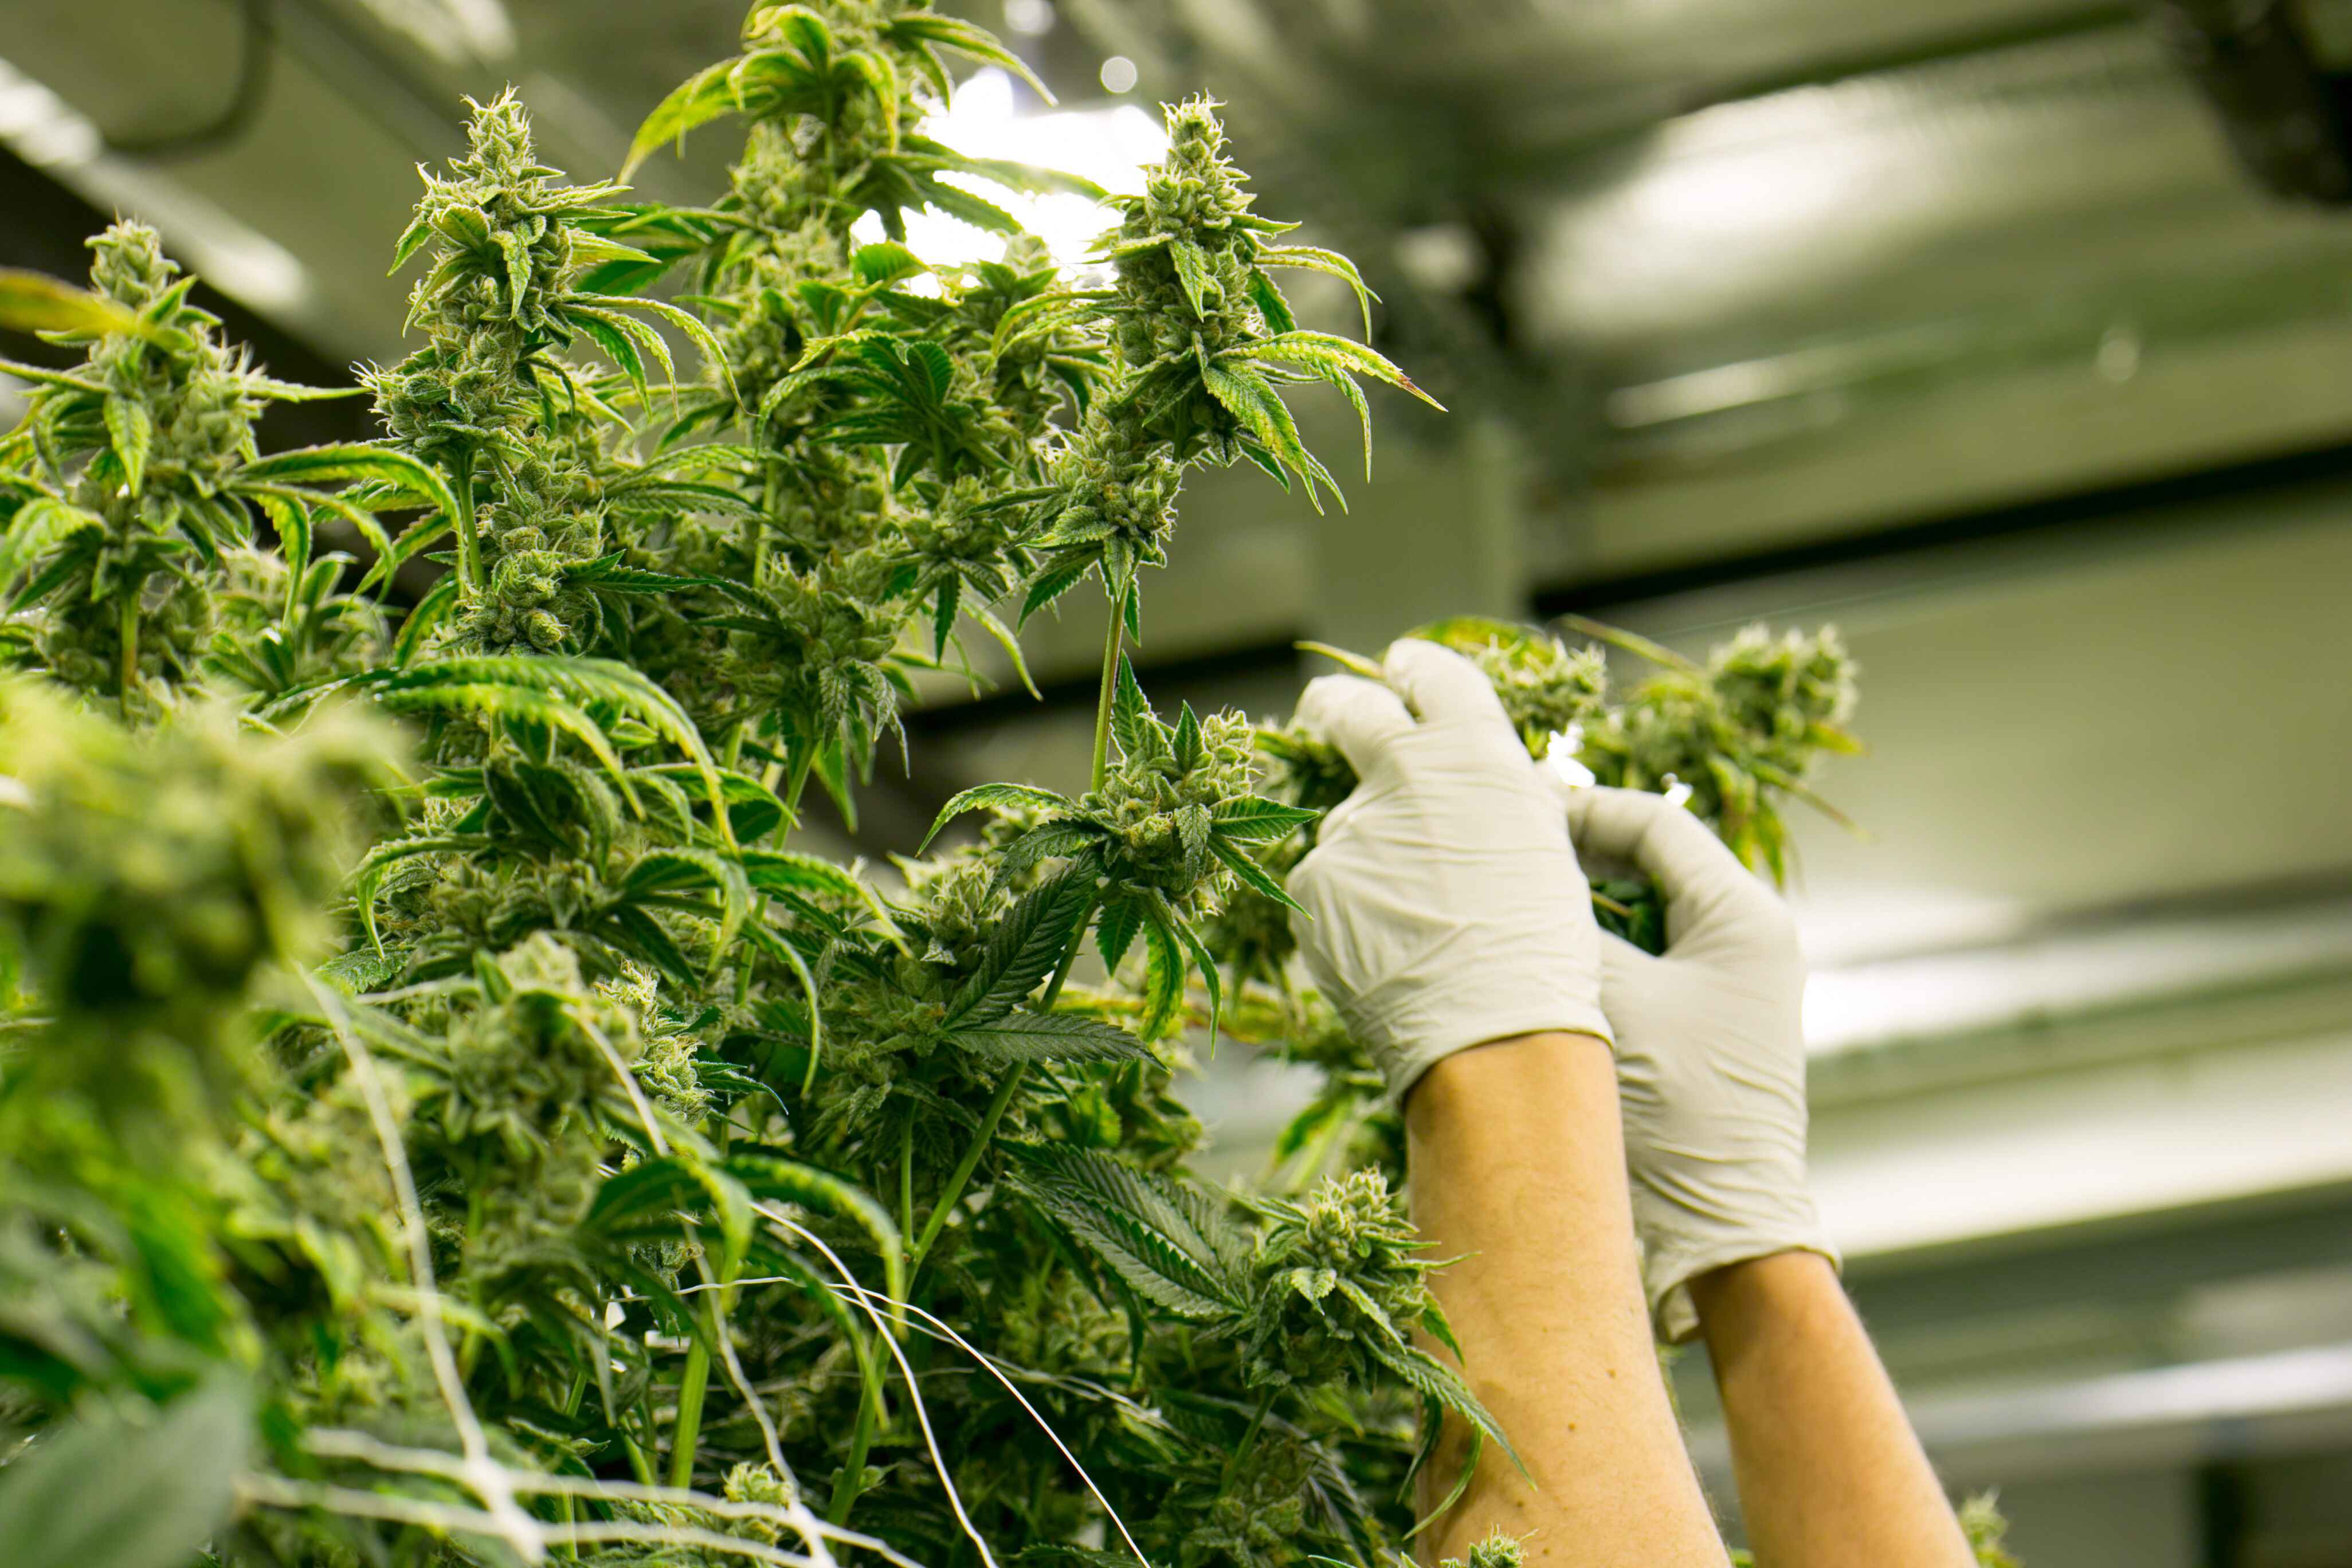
[7,0,2352,1560]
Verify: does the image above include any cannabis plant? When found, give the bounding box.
[0,5,2005,1565]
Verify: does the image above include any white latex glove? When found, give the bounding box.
[1561,785,1838,1341]
[1287,639,1612,1103]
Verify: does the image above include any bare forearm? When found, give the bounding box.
[1407,1033,1727,1568]
[1691,1253,1971,1568]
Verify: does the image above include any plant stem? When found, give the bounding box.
[910,1064,1025,1272]
[1089,585,1127,794]
[1221,1387,1280,1492]
[825,1332,886,1524]
[905,889,1099,1279]
[115,584,138,700]
[451,453,482,601]
[666,1253,739,1489]
[1037,901,1094,1012]
[899,1111,915,1242]
[779,741,817,844]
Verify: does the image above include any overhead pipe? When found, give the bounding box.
[2153,0,2352,201]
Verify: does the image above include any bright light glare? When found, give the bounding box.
[348,0,516,65]
[850,67,1167,271]
[1099,56,1139,94]
[1002,0,1056,37]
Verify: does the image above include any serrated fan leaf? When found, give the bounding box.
[326,654,724,818]
[850,241,925,289]
[1174,915,1222,1044]
[1170,239,1216,319]
[616,846,751,953]
[941,869,1093,1029]
[390,576,459,667]
[1018,554,1092,626]
[948,1010,1154,1065]
[1209,795,1321,842]
[1255,246,1379,336]
[352,834,485,953]
[1095,895,1143,974]
[623,61,739,175]
[1202,360,1338,513]
[1363,1337,1519,1468]
[1171,702,1202,775]
[1208,834,1300,914]
[882,13,1055,103]
[966,603,1040,700]
[989,819,1103,888]
[1010,1146,1249,1320]
[236,444,461,535]
[1110,654,1162,765]
[1138,915,1185,1041]
[919,779,1075,852]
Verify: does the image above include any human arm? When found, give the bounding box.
[1284,641,1729,1567]
[1691,1254,1971,1567]
[1408,1034,1727,1567]
[1562,785,1971,1567]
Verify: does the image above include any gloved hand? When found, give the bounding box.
[1287,639,1613,1104]
[1559,785,1837,1340]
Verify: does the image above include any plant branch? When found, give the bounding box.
[909,1064,1024,1273]
[667,1251,738,1489]
[115,583,138,700]
[1089,584,1127,794]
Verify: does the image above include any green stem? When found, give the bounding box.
[754,463,779,588]
[910,1064,1025,1272]
[828,1385,877,1522]
[779,742,817,844]
[115,584,138,700]
[668,1339,711,1489]
[1221,1387,1280,1492]
[666,1253,739,1489]
[905,889,1099,1277]
[1037,904,1093,1013]
[1089,585,1128,794]
[898,1111,915,1243]
[825,1333,886,1524]
[451,453,482,601]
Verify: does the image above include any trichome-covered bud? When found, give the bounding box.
[1707,624,1858,773]
[1241,1167,1434,1391]
[1085,707,1256,917]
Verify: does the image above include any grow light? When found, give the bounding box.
[850,66,1170,271]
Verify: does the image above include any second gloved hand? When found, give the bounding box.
[1287,639,1613,1103]
[1562,785,1839,1341]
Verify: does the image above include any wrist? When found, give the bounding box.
[1404,1028,1613,1116]
[1686,1249,1844,1359]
